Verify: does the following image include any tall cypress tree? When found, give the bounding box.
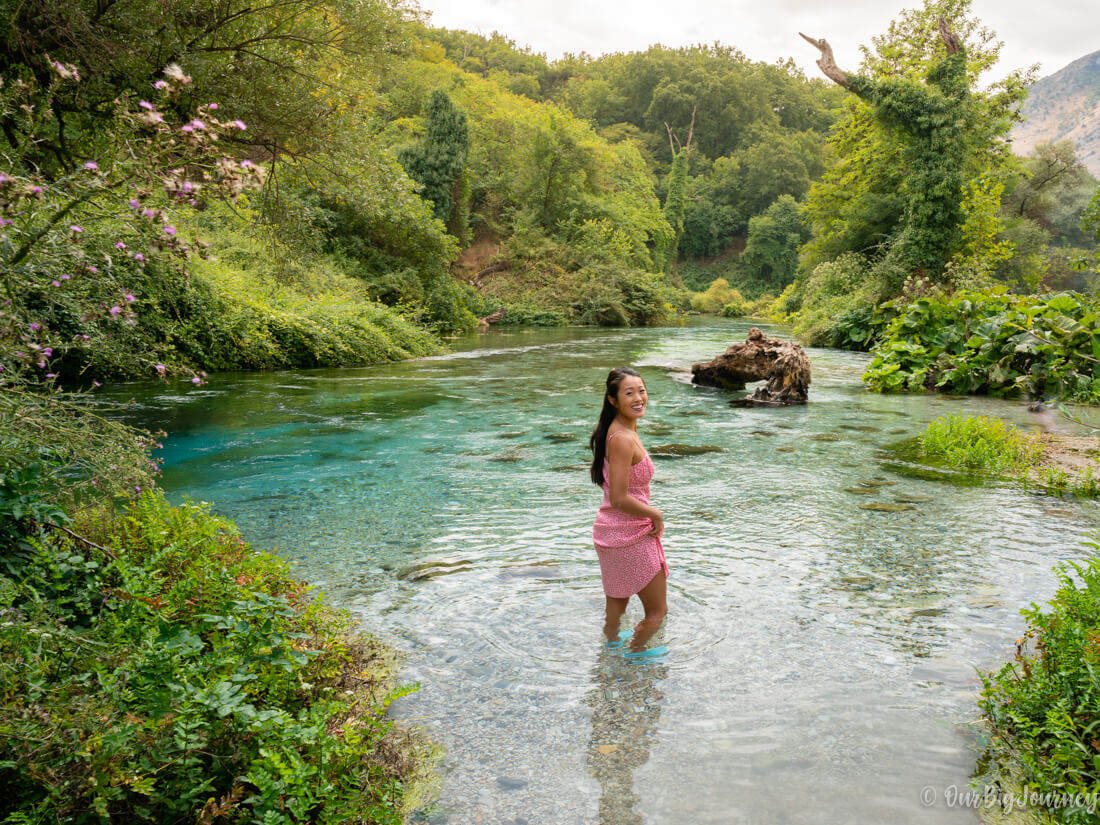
[399,89,470,239]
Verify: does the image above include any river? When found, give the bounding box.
[107,319,1100,824]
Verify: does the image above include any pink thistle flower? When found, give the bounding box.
[69,225,83,233]
[30,186,42,194]
[52,280,60,287]
[153,80,167,90]
[61,273,70,280]
[129,198,140,208]
[233,119,247,130]
[163,225,176,236]
[109,305,121,317]
[188,119,205,130]
[115,241,126,249]
[142,209,155,218]
[240,160,253,168]
[207,103,218,110]
[93,381,101,387]
[155,364,166,374]
[83,161,98,171]
[28,323,39,331]
[181,125,193,133]
[87,266,98,273]
[124,293,135,302]
[134,253,145,262]
[191,376,201,385]
[46,373,55,378]
[42,348,52,357]
[139,100,154,110]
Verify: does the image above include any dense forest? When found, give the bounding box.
[3,0,1100,820]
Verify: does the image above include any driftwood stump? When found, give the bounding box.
[690,327,811,405]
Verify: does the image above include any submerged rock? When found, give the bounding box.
[691,327,811,404]
[649,443,724,457]
[859,502,916,512]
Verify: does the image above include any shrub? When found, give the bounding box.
[979,532,1100,824]
[863,287,1100,402]
[0,491,436,824]
[690,278,744,314]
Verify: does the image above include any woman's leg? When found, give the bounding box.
[629,569,667,651]
[604,595,629,642]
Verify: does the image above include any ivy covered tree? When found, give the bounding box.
[800,18,971,276]
[399,89,471,242]
[798,0,1034,285]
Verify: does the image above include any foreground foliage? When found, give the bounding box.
[863,287,1100,402]
[980,535,1100,825]
[0,491,435,824]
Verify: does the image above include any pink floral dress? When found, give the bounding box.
[592,430,670,598]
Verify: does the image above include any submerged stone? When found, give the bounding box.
[650,443,724,457]
[543,433,576,442]
[859,502,916,512]
[810,433,841,442]
[894,494,934,503]
[844,487,879,495]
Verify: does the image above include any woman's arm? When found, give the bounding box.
[606,433,662,523]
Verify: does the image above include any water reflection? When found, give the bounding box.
[585,646,668,825]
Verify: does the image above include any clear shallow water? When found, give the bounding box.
[107,320,1100,824]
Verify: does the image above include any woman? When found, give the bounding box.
[589,367,669,654]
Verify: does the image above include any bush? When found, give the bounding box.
[0,491,436,824]
[863,287,1100,402]
[979,533,1100,824]
[690,278,744,314]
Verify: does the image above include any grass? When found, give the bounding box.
[919,414,1044,476]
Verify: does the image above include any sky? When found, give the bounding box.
[417,0,1097,84]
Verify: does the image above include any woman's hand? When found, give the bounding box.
[648,510,664,538]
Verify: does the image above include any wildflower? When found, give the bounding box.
[140,111,164,125]
[28,323,39,331]
[207,103,218,110]
[81,334,90,340]
[139,100,154,110]
[42,348,51,357]
[69,224,83,233]
[155,364,166,374]
[115,241,126,249]
[0,219,11,226]
[163,225,176,236]
[164,64,191,85]
[181,125,193,133]
[83,161,98,171]
[142,209,155,218]
[153,80,167,90]
[191,376,201,384]
[61,274,69,280]
[30,186,42,194]
[46,373,55,378]
[52,280,60,287]
[233,119,247,130]
[134,253,145,262]
[93,381,101,388]
[124,293,135,302]
[109,305,121,317]
[129,198,140,208]
[87,265,97,273]
[240,160,253,168]
[188,119,205,130]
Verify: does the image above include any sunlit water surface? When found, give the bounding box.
[106,320,1100,824]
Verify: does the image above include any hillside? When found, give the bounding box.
[1013,50,1100,174]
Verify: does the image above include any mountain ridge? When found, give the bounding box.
[1012,49,1100,174]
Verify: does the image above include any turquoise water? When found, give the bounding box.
[108,319,1100,824]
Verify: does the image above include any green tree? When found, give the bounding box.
[741,195,811,290]
[799,0,1035,281]
[398,89,471,240]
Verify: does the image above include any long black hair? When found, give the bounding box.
[589,367,642,487]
